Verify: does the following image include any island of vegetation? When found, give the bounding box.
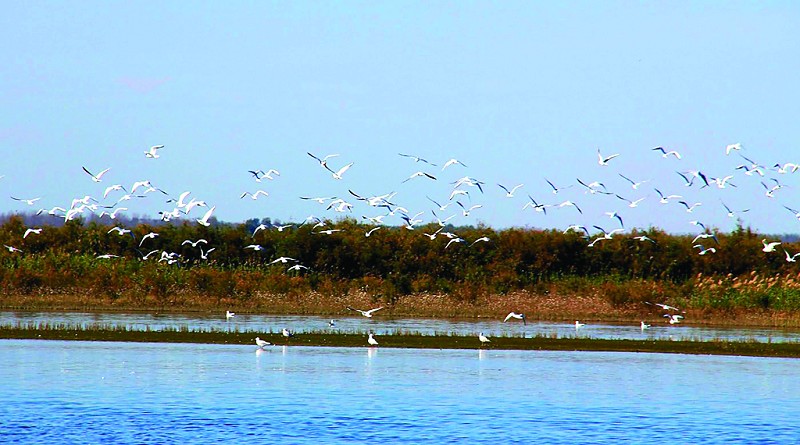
[1,214,800,332]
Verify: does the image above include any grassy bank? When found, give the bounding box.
[2,324,800,358]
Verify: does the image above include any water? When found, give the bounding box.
[1,340,799,444]
[3,310,800,343]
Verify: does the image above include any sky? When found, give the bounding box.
[2,1,800,235]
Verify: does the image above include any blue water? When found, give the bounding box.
[1,340,798,444]
[4,311,800,343]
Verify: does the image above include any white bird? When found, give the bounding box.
[784,249,800,263]
[181,239,208,248]
[145,145,164,158]
[252,224,269,237]
[446,237,465,249]
[441,158,468,170]
[597,148,619,166]
[240,190,269,200]
[645,302,682,312]
[652,147,681,159]
[693,245,717,255]
[640,321,650,331]
[347,306,383,318]
[255,337,271,349]
[457,202,482,217]
[11,196,41,206]
[199,247,215,260]
[575,320,585,329]
[368,333,379,346]
[774,162,800,174]
[100,207,127,220]
[107,226,132,236]
[478,332,491,346]
[365,227,381,237]
[130,180,152,194]
[449,189,470,200]
[618,174,650,190]
[616,195,645,208]
[576,178,609,195]
[314,229,343,235]
[139,232,159,246]
[287,264,309,272]
[23,228,42,238]
[103,184,127,199]
[497,183,524,198]
[522,196,550,214]
[261,169,280,180]
[762,239,781,253]
[708,175,735,189]
[307,152,340,168]
[196,206,216,227]
[329,162,354,180]
[329,320,336,327]
[722,201,749,218]
[604,212,625,228]
[82,166,111,182]
[545,178,574,194]
[270,256,297,264]
[96,254,119,259]
[678,201,702,213]
[402,171,437,183]
[226,310,235,320]
[692,233,719,244]
[471,236,491,246]
[664,314,684,324]
[245,244,264,251]
[398,153,436,165]
[558,200,583,214]
[503,312,527,325]
[4,245,23,253]
[725,143,742,155]
[654,188,682,204]
[282,328,294,338]
[140,249,160,261]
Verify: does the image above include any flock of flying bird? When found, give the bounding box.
[4,142,799,265]
[4,142,796,347]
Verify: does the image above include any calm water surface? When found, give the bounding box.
[3,311,800,343]
[1,340,798,444]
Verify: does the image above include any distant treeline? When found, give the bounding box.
[1,213,800,311]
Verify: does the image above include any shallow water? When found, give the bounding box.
[1,340,798,444]
[3,310,800,343]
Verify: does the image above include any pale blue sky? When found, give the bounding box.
[2,2,799,234]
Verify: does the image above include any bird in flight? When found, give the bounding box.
[497,183,524,198]
[503,312,527,325]
[145,145,164,158]
[328,162,354,180]
[347,306,383,318]
[82,166,111,183]
[398,153,436,166]
[652,147,681,159]
[597,148,619,166]
[441,158,468,170]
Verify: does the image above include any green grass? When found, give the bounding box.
[3,324,800,358]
